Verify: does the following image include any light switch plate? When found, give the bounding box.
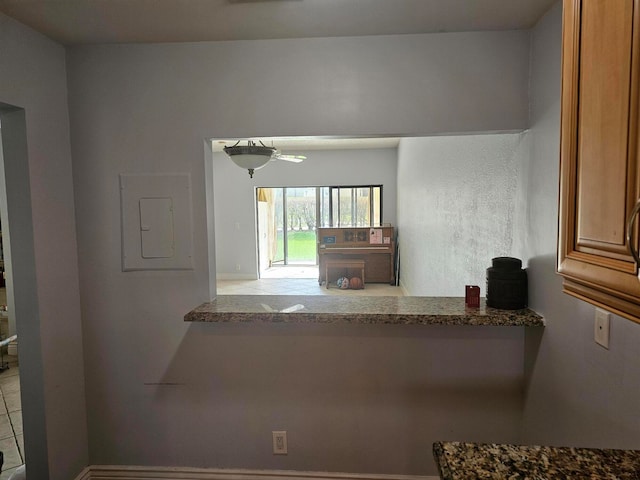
[594,308,610,349]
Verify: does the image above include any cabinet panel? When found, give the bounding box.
[577,0,633,248]
[558,0,640,322]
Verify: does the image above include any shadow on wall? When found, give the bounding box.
[522,254,557,394]
[140,322,527,476]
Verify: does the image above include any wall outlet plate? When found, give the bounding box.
[594,308,611,349]
[272,431,287,455]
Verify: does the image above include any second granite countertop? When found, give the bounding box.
[185,296,544,327]
[433,441,640,479]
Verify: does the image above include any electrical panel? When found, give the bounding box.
[120,173,193,271]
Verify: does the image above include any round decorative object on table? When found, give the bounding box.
[486,257,527,309]
[349,277,363,290]
[336,277,350,289]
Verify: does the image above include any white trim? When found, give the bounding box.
[398,279,410,297]
[74,467,91,480]
[74,466,438,480]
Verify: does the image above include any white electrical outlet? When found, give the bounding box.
[236,264,241,271]
[272,431,287,455]
[594,308,611,349]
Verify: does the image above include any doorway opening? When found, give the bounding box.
[0,105,43,476]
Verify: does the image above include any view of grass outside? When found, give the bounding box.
[274,230,317,264]
[267,185,381,266]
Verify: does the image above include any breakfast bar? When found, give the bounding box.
[185,296,544,326]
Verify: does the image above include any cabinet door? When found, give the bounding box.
[558,0,640,321]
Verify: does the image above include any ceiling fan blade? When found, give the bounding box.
[273,154,306,163]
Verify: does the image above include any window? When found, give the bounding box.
[322,185,382,227]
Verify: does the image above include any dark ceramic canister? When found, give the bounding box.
[486,257,527,309]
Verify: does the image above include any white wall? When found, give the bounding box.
[214,147,397,278]
[65,30,530,475]
[397,133,528,296]
[0,13,88,480]
[10,3,640,476]
[521,1,640,449]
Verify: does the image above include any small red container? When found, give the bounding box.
[465,285,480,308]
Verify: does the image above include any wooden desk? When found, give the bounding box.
[318,227,395,286]
[325,259,365,289]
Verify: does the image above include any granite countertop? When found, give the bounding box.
[184,296,544,327]
[433,441,640,479]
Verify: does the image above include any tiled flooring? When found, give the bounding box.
[218,266,404,296]
[0,355,22,480]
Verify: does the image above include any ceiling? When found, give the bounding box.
[0,0,557,46]
[0,0,554,151]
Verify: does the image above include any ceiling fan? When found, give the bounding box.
[223,140,306,178]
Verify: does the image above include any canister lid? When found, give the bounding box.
[491,257,522,269]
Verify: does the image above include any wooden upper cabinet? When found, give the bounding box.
[558,0,640,321]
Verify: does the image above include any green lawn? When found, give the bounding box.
[275,230,317,263]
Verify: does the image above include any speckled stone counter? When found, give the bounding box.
[433,441,640,479]
[184,296,544,326]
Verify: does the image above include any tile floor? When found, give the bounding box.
[0,354,22,480]
[218,266,405,296]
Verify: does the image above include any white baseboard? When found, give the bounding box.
[74,468,91,480]
[74,466,439,480]
[398,280,410,297]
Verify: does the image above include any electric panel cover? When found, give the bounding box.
[120,173,193,271]
[139,197,174,259]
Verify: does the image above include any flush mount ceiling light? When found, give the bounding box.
[223,140,305,178]
[223,140,274,178]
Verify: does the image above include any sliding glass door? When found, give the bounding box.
[281,187,317,265]
[258,187,318,268]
